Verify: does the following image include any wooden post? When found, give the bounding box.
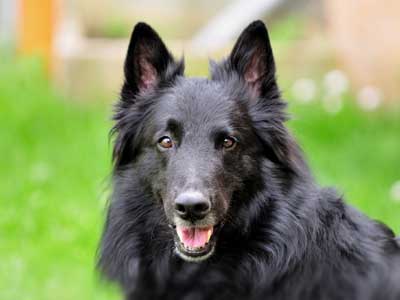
[18,0,56,72]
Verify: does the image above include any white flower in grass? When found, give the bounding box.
[30,161,51,183]
[322,94,343,115]
[291,78,317,104]
[323,70,349,96]
[357,86,382,111]
[390,181,400,203]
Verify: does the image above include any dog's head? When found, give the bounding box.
[112,21,299,262]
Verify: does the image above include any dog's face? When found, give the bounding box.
[148,78,261,261]
[113,21,291,261]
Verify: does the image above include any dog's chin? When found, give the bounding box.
[172,224,220,262]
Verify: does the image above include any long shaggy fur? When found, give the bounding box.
[98,21,400,300]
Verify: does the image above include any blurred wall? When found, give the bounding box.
[325,0,400,101]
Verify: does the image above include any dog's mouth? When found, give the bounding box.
[174,225,217,261]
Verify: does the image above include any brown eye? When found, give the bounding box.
[223,136,237,150]
[158,136,173,149]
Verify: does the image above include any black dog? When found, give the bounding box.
[98,21,400,299]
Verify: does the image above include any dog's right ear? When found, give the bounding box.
[122,22,178,96]
[114,23,183,166]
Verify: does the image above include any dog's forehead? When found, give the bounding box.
[157,77,241,127]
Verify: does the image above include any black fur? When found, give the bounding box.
[98,21,400,300]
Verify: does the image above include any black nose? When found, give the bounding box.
[174,192,211,221]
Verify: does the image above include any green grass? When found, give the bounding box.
[0,58,119,300]
[1,55,399,300]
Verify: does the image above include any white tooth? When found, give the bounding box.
[206,228,212,243]
[176,227,184,243]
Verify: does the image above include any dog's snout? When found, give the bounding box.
[174,191,211,221]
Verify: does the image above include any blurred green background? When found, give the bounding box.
[1,1,399,299]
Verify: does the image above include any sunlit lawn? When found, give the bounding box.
[1,53,399,300]
[0,59,118,300]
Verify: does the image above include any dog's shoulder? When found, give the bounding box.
[316,187,392,235]
[313,187,399,262]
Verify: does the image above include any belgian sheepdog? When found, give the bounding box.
[98,21,400,299]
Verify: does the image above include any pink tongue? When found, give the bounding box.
[177,226,212,249]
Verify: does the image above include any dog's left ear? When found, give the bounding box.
[229,20,276,97]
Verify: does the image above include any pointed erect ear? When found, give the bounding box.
[123,22,175,95]
[229,20,276,96]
